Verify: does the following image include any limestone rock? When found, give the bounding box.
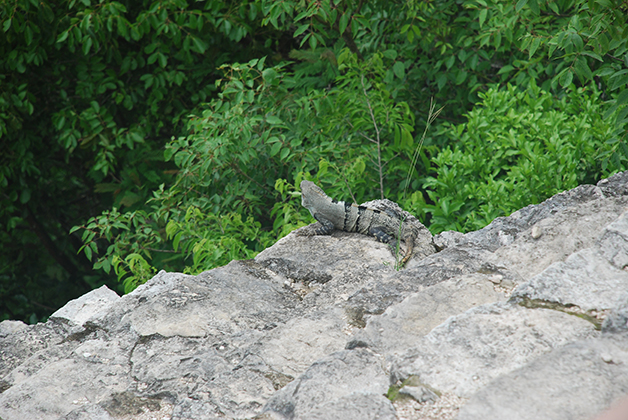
[603,293,628,333]
[351,273,509,354]
[50,285,121,327]
[389,302,599,398]
[456,337,628,420]
[512,209,628,312]
[512,247,628,312]
[261,348,394,420]
[1,171,628,420]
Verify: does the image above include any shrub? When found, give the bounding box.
[419,82,627,233]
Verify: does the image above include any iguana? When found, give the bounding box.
[295,180,433,265]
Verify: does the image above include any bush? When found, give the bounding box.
[419,82,627,233]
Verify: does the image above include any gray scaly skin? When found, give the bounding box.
[296,180,422,265]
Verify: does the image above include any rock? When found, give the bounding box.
[258,308,349,378]
[602,293,628,333]
[0,320,71,385]
[0,320,27,337]
[1,351,131,420]
[351,273,509,354]
[62,392,175,420]
[260,348,394,420]
[489,195,628,280]
[512,209,628,313]
[254,230,398,309]
[456,337,628,420]
[343,244,519,324]
[50,285,120,327]
[302,392,397,420]
[398,385,438,404]
[389,301,599,398]
[432,230,466,250]
[1,171,628,420]
[597,210,628,270]
[462,183,606,251]
[512,247,628,312]
[597,170,628,197]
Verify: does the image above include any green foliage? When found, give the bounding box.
[1,0,627,316]
[113,253,156,294]
[166,207,273,273]
[258,0,628,174]
[420,82,627,233]
[331,50,416,198]
[0,0,283,321]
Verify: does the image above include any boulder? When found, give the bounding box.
[0,171,627,420]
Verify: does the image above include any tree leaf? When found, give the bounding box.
[56,29,70,43]
[393,61,405,79]
[497,64,514,75]
[479,9,487,28]
[24,25,33,45]
[610,70,628,91]
[294,10,311,22]
[262,68,278,83]
[266,115,283,124]
[528,0,539,15]
[529,37,541,58]
[158,52,167,68]
[82,36,92,55]
[559,69,573,87]
[294,24,309,37]
[574,56,592,81]
[191,36,207,53]
[339,12,350,35]
[445,55,455,69]
[582,51,603,62]
[455,70,468,85]
[383,49,397,60]
[570,33,583,52]
[616,89,628,107]
[308,32,317,49]
[20,188,31,204]
[270,142,281,156]
[84,245,93,261]
[299,33,311,48]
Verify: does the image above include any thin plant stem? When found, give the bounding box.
[360,74,385,199]
[403,98,444,200]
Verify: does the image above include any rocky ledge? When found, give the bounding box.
[2,172,628,420]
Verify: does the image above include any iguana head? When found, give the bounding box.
[300,180,329,211]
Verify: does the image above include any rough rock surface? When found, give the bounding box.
[1,171,628,420]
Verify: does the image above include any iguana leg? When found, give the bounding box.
[369,226,394,243]
[312,217,335,234]
[370,227,415,265]
[371,227,406,261]
[296,217,335,236]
